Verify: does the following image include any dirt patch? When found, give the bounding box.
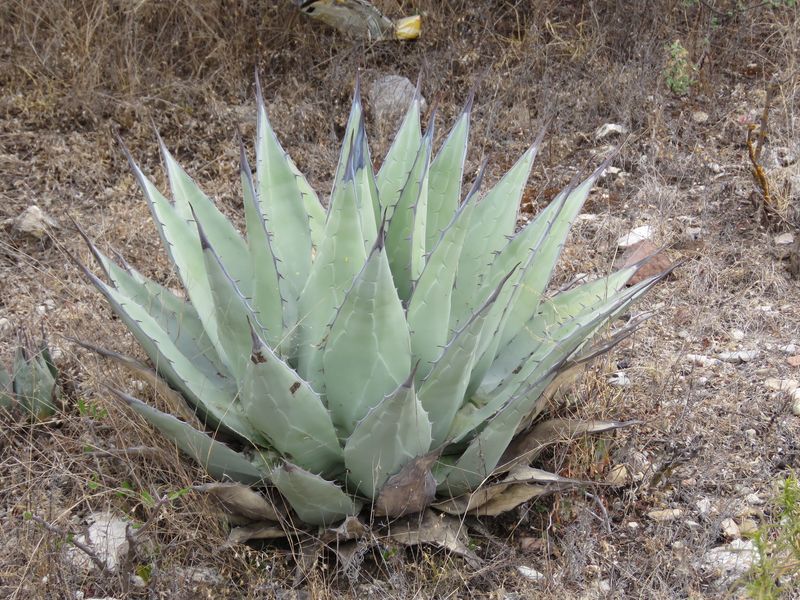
[2,1,799,598]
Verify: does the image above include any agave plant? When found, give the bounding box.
[0,329,60,421]
[75,77,668,528]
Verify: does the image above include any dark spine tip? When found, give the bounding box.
[403,361,420,388]
[374,211,389,251]
[462,87,476,115]
[353,72,362,103]
[189,205,211,251]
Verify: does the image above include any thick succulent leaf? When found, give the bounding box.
[335,78,379,243]
[449,136,542,330]
[323,229,411,433]
[385,122,433,301]
[418,268,514,447]
[376,83,422,217]
[483,266,636,392]
[108,387,267,485]
[78,228,228,378]
[297,165,367,390]
[407,166,482,377]
[241,329,343,476]
[450,275,657,448]
[71,338,201,425]
[465,189,568,390]
[343,371,432,499]
[240,142,287,349]
[0,367,13,409]
[442,274,667,494]
[159,140,253,297]
[74,260,262,442]
[124,150,226,363]
[12,347,58,419]
[438,375,551,495]
[498,158,611,348]
[486,271,665,406]
[425,92,472,251]
[462,263,522,398]
[255,77,320,298]
[351,119,380,250]
[199,219,266,381]
[270,462,361,527]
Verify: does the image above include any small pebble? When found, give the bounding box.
[648,508,683,522]
[729,329,745,341]
[779,343,798,354]
[595,123,628,139]
[606,464,630,486]
[740,519,759,536]
[686,354,721,367]
[717,350,759,364]
[608,372,631,387]
[721,518,740,539]
[697,498,713,516]
[765,378,798,392]
[745,493,764,506]
[617,225,653,249]
[517,565,545,582]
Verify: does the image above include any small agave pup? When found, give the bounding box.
[75,76,670,528]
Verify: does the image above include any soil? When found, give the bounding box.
[1,1,799,598]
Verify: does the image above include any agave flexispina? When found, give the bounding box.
[74,76,669,527]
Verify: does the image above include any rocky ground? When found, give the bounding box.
[1,2,799,598]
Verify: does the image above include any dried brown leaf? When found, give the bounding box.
[386,509,481,568]
[227,522,286,544]
[373,451,439,517]
[195,482,281,522]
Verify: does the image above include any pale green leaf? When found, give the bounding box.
[108,386,267,485]
[449,136,542,330]
[498,159,611,348]
[343,372,432,498]
[323,228,411,433]
[385,122,433,301]
[255,78,318,299]
[426,92,472,251]
[376,85,421,217]
[241,329,343,476]
[239,142,288,350]
[297,164,367,390]
[159,140,253,298]
[407,166,482,378]
[418,268,512,447]
[270,462,361,526]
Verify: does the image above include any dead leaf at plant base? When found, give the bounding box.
[386,510,482,568]
[227,522,287,544]
[373,451,439,517]
[195,482,281,523]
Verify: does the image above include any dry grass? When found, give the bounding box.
[2,0,800,598]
